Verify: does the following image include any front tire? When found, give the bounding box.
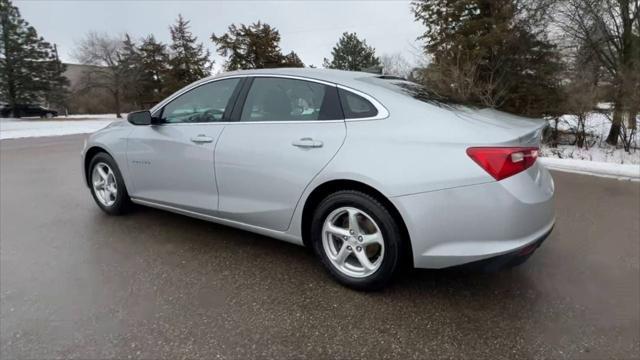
[88,153,131,215]
[311,190,404,291]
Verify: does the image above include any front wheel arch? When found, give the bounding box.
[301,179,413,268]
[84,146,113,187]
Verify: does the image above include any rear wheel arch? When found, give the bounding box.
[301,179,413,267]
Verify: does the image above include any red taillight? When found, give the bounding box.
[466,147,538,181]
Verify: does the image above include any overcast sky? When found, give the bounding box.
[16,0,425,71]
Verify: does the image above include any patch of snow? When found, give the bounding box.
[539,157,640,181]
[0,117,118,140]
[547,112,640,145]
[541,111,640,180]
[595,102,613,110]
[540,145,639,165]
[61,114,123,120]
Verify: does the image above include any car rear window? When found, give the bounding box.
[360,76,460,108]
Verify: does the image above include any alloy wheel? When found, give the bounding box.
[92,162,117,207]
[322,206,385,278]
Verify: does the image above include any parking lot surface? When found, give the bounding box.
[1,135,639,359]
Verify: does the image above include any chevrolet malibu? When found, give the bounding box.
[82,68,555,290]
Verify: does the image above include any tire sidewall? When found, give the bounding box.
[311,191,402,290]
[88,153,129,215]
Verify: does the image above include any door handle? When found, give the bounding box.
[190,134,214,143]
[292,137,323,148]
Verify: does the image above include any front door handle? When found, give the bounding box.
[191,134,214,143]
[292,137,323,148]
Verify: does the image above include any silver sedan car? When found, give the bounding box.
[82,68,555,290]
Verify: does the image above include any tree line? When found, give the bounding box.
[412,0,639,148]
[71,16,381,118]
[1,0,638,147]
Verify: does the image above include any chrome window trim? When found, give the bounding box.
[151,74,336,114]
[152,119,344,127]
[150,73,389,124]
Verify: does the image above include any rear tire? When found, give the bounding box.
[311,190,404,291]
[88,152,131,215]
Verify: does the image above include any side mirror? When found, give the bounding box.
[127,110,152,125]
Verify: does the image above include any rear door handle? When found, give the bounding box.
[292,137,323,148]
[190,134,214,143]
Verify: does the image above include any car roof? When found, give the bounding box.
[208,68,381,89]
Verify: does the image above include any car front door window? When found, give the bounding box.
[161,78,240,124]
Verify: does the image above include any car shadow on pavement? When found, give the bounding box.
[123,203,538,299]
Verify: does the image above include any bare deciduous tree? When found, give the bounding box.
[558,0,640,146]
[73,32,127,118]
[380,53,414,78]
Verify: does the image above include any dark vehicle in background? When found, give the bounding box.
[0,104,58,118]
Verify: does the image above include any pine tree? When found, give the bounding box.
[323,32,380,71]
[139,34,169,100]
[1,0,68,115]
[119,34,144,107]
[41,43,69,110]
[211,22,299,70]
[280,51,304,68]
[411,0,563,117]
[167,14,211,93]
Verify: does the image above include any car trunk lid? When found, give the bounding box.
[452,107,545,147]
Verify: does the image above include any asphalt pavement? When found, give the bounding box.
[1,135,639,359]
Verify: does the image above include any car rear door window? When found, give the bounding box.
[161,78,240,124]
[338,89,378,119]
[239,77,342,122]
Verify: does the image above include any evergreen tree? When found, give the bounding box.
[119,34,144,107]
[280,51,304,68]
[167,14,211,93]
[0,0,68,115]
[212,22,301,70]
[139,34,169,100]
[411,0,563,117]
[323,32,380,71]
[41,43,69,110]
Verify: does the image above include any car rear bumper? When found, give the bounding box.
[448,225,553,272]
[391,162,555,269]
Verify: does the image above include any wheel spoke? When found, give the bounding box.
[347,209,362,234]
[96,166,108,181]
[100,189,109,202]
[93,179,105,188]
[361,231,383,247]
[353,249,375,272]
[333,242,351,265]
[326,223,350,238]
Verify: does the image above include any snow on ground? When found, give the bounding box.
[542,111,639,180]
[0,115,119,140]
[540,144,639,165]
[539,158,639,180]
